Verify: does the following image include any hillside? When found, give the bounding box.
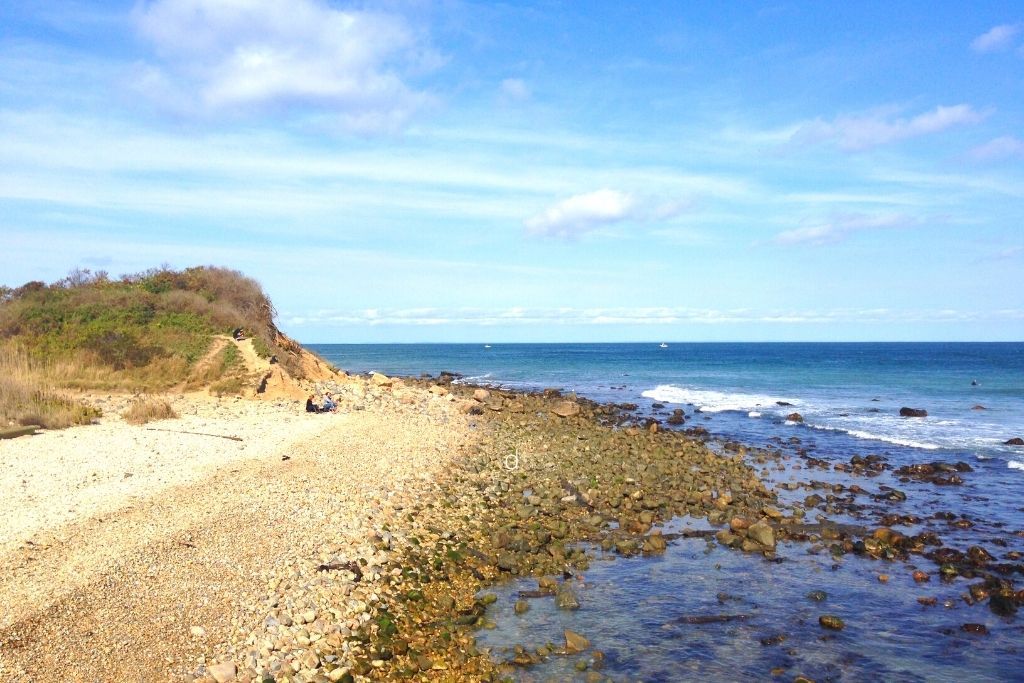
[0,266,337,428]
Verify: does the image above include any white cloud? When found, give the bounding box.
[132,0,440,130]
[971,24,1022,53]
[772,212,918,246]
[524,190,690,238]
[525,189,637,238]
[968,135,1024,162]
[499,78,531,103]
[791,104,985,151]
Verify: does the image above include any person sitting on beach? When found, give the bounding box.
[305,394,321,413]
[322,392,337,412]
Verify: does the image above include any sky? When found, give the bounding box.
[1,1,1022,343]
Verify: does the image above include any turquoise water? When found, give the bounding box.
[309,342,1024,680]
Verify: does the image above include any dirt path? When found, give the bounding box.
[0,385,468,681]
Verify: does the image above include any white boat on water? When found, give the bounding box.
[484,344,492,348]
[659,342,668,348]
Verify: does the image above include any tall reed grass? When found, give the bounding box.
[0,346,100,429]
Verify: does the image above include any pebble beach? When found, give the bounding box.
[0,376,477,681]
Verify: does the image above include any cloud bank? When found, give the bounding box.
[285,306,1024,327]
[133,0,440,130]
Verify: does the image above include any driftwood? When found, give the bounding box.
[144,427,243,442]
[1,425,40,440]
[316,561,363,581]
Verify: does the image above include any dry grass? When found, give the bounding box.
[0,346,100,429]
[122,397,179,425]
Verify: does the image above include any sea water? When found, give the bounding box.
[310,342,1024,681]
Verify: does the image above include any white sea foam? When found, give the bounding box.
[453,372,493,385]
[748,411,762,418]
[840,429,940,450]
[1009,460,1024,471]
[641,385,798,413]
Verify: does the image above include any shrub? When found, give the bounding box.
[122,397,178,425]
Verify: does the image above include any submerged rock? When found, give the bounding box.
[564,629,590,653]
[1005,437,1024,446]
[818,615,845,630]
[555,584,581,610]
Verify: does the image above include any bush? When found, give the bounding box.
[122,397,178,425]
[0,265,291,391]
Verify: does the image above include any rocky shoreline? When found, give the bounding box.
[198,374,1024,682]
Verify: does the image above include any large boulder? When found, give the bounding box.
[1005,437,1024,446]
[551,400,581,418]
[747,520,776,550]
[899,407,927,417]
[472,388,491,402]
[370,372,393,387]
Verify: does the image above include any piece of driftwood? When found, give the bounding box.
[316,561,363,581]
[1,425,40,439]
[144,427,243,441]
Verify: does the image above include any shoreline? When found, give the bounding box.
[2,372,1022,681]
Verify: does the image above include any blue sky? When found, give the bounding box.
[1,1,1022,342]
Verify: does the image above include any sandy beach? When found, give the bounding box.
[0,377,474,681]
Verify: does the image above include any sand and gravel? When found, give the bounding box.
[0,378,474,681]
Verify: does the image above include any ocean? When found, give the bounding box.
[309,342,1024,681]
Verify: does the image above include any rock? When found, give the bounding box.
[746,520,776,550]
[900,407,927,417]
[912,570,930,583]
[1005,437,1024,446]
[514,599,530,614]
[370,372,393,387]
[818,615,845,630]
[428,385,448,396]
[551,400,581,418]
[961,623,988,635]
[555,584,580,610]
[208,662,237,683]
[299,650,320,670]
[786,412,803,423]
[456,400,480,414]
[564,629,590,653]
[807,590,828,602]
[472,388,491,402]
[972,405,987,410]
[990,593,1018,617]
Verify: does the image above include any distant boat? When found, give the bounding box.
[484,344,492,349]
[660,343,668,348]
